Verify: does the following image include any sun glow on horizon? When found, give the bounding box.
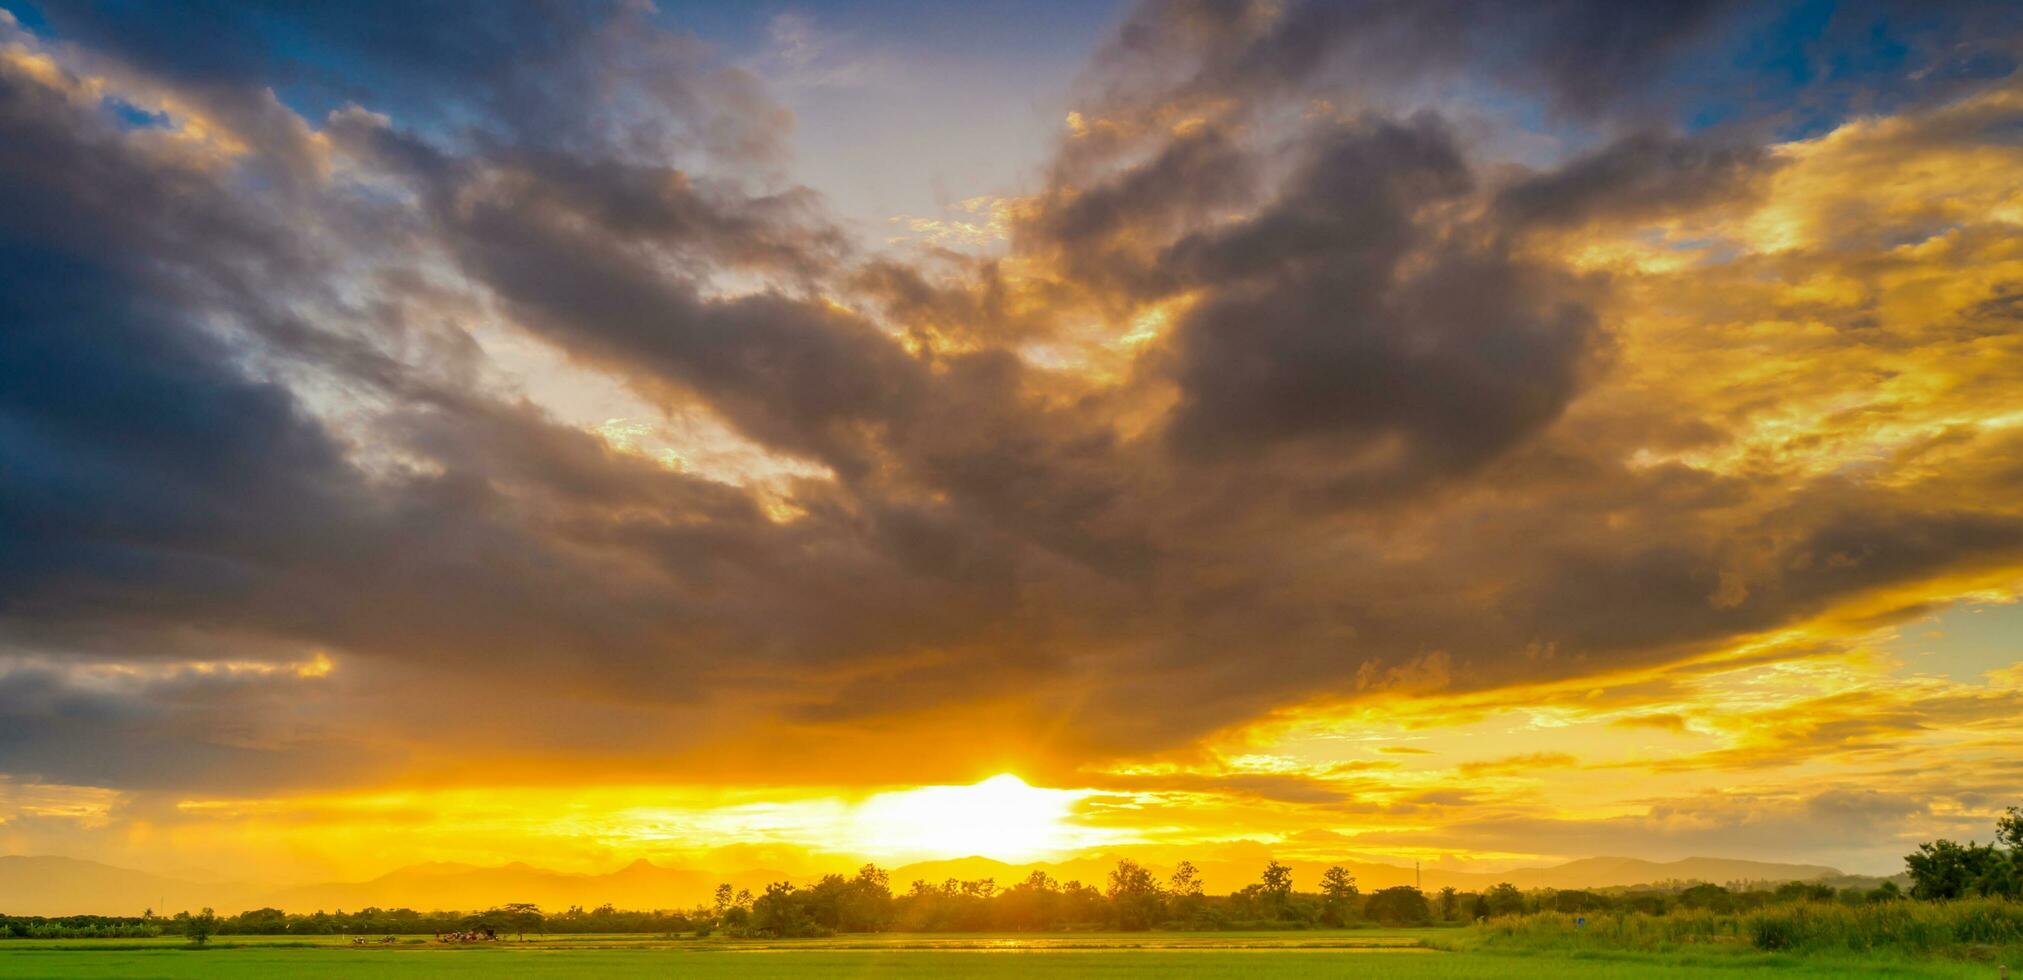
[846,774,1096,863]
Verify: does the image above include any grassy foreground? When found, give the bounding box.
[0,930,2009,978]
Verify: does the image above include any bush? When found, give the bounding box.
[1747,912,1798,950]
[1736,898,2023,955]
[1472,908,1747,952]
[1363,887,1432,926]
[182,908,218,947]
[1469,899,2023,961]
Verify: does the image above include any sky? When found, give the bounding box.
[0,0,2021,889]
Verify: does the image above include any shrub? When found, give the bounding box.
[1468,899,2023,962]
[1363,887,1433,926]
[183,908,218,947]
[1747,912,1798,951]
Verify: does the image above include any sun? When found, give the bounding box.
[847,774,1089,862]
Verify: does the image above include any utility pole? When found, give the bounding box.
[1416,861,1421,890]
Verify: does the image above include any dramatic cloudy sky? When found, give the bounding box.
[2,0,2021,884]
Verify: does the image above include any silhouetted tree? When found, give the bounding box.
[1259,861,1294,919]
[1906,839,2011,899]
[1364,886,1431,925]
[230,907,287,934]
[1771,881,1833,903]
[750,882,825,937]
[1550,889,1608,913]
[997,871,1061,931]
[845,865,895,931]
[1166,860,1205,923]
[1676,883,1734,912]
[1318,866,1358,925]
[182,908,217,947]
[496,903,543,940]
[1060,880,1107,924]
[712,886,753,932]
[1106,859,1165,931]
[1484,882,1526,917]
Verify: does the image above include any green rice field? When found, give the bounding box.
[0,930,2008,979]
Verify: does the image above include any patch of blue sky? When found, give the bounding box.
[1889,599,2023,685]
[1426,76,1598,169]
[1657,0,2018,142]
[99,94,167,130]
[0,0,47,34]
[1630,230,1741,266]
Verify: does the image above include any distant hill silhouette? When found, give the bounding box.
[0,852,1849,916]
[0,856,255,916]
[265,858,789,914]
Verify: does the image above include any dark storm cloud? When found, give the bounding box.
[1008,110,1610,499]
[1084,0,2021,143]
[1502,492,2023,665]
[330,110,934,478]
[1040,130,1251,249]
[1022,127,1254,300]
[1082,0,1738,128]
[339,105,1164,580]
[1157,115,1601,490]
[1492,132,1777,230]
[0,54,364,620]
[0,657,380,792]
[444,200,917,476]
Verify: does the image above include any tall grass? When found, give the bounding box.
[1465,907,1747,953]
[1460,900,2023,960]
[1744,899,2023,955]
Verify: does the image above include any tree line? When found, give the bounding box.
[6,805,2015,940]
[1902,805,2023,900]
[0,866,1928,940]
